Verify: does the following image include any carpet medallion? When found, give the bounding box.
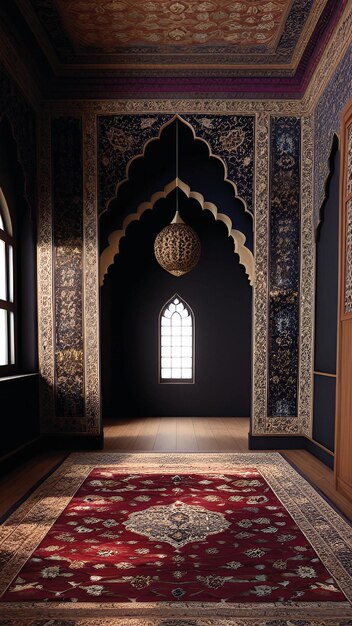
[0,452,351,626]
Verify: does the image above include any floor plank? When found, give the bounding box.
[1,418,351,522]
[153,417,177,451]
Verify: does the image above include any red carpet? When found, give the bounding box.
[0,452,351,625]
[1,467,345,604]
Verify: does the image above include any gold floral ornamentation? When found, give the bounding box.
[83,112,101,434]
[106,127,135,153]
[219,128,246,152]
[38,110,55,429]
[345,198,352,313]
[123,501,230,548]
[298,116,314,435]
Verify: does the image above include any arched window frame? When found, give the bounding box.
[159,294,195,384]
[0,188,15,373]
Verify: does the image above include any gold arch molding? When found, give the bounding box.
[103,114,253,219]
[100,178,254,287]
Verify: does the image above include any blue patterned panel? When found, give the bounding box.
[98,115,170,214]
[182,115,254,214]
[52,117,84,424]
[268,117,301,418]
[314,44,352,227]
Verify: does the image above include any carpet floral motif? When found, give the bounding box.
[0,452,351,625]
[124,500,230,548]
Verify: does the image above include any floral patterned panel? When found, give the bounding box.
[1,469,345,604]
[52,117,84,424]
[182,115,254,214]
[268,116,300,418]
[347,122,352,197]
[98,115,170,214]
[345,198,352,314]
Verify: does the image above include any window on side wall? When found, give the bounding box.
[0,189,15,373]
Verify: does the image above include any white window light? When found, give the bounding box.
[160,295,194,383]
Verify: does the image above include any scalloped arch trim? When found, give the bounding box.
[100,178,254,287]
[105,114,253,218]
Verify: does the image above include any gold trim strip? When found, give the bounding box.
[83,112,101,435]
[314,370,337,378]
[37,110,55,430]
[298,116,315,437]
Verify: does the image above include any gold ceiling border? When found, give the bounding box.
[302,1,352,114]
[100,177,254,287]
[298,116,315,437]
[37,111,55,431]
[290,0,332,70]
[83,112,101,435]
[48,99,303,117]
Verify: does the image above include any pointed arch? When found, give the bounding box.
[159,293,195,383]
[103,114,253,220]
[100,178,254,287]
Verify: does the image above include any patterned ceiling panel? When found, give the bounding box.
[24,0,340,71]
[10,0,347,97]
[55,0,292,50]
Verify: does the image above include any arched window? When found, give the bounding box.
[0,189,15,369]
[160,295,194,382]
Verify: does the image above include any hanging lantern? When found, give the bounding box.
[154,210,201,277]
[154,118,201,277]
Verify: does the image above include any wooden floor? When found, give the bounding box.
[1,417,351,522]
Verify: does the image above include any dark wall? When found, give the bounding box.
[0,374,39,457]
[0,116,39,456]
[313,140,339,453]
[101,189,252,419]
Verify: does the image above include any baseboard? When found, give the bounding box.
[248,434,307,450]
[42,433,104,450]
[303,438,334,469]
[248,433,334,469]
[0,437,43,476]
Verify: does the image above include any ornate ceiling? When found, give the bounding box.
[10,0,348,97]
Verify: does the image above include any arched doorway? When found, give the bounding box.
[100,118,253,421]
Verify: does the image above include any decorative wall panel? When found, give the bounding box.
[268,117,300,420]
[345,198,352,314]
[345,122,352,312]
[52,117,85,427]
[98,115,170,214]
[83,112,101,434]
[314,43,352,227]
[39,100,315,439]
[298,116,314,436]
[38,111,55,430]
[347,123,352,196]
[182,115,254,213]
[98,114,255,214]
[252,112,269,435]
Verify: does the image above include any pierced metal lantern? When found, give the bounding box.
[154,211,201,277]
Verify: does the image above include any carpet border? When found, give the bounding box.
[0,452,351,621]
